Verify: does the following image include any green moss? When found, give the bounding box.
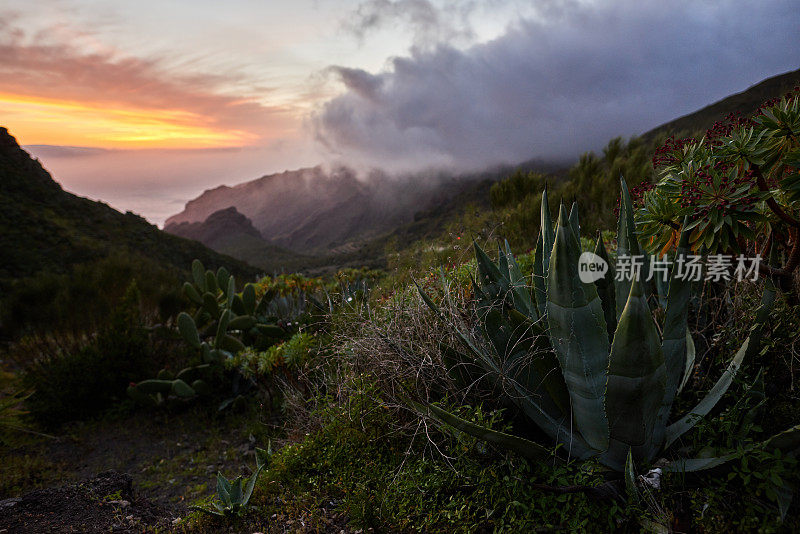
[235,386,642,532]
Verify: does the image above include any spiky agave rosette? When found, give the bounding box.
[416,178,799,496]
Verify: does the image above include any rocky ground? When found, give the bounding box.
[0,403,277,532]
[0,471,177,533]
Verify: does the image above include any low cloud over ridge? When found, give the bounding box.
[314,0,800,172]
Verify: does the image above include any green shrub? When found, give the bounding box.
[1,252,183,342]
[637,89,800,287]
[246,381,635,532]
[22,282,155,426]
[489,170,548,209]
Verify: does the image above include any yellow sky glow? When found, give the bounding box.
[0,92,257,149]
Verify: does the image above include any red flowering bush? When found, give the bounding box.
[637,88,800,286]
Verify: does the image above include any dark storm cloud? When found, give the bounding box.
[316,0,800,172]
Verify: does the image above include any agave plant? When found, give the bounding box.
[192,445,270,517]
[417,179,800,480]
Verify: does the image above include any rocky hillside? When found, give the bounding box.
[164,164,517,255]
[165,207,306,273]
[0,127,259,285]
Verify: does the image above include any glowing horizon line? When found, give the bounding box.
[0,91,259,149]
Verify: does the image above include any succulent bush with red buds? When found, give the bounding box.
[637,88,800,286]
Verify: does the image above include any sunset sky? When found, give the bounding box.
[2,1,798,224]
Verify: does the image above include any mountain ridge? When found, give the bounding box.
[642,68,800,139]
[165,207,307,273]
[0,127,260,284]
[161,69,800,273]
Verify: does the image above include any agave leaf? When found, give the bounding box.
[532,234,547,317]
[546,206,610,452]
[444,296,503,377]
[256,445,270,469]
[216,473,232,505]
[615,177,642,319]
[242,466,263,507]
[482,309,513,362]
[624,449,638,501]
[540,186,555,275]
[415,280,441,315]
[498,244,510,280]
[592,233,617,340]
[474,242,509,302]
[460,303,588,452]
[663,452,740,473]
[506,311,569,414]
[439,343,485,389]
[568,201,580,242]
[654,269,669,309]
[677,330,696,395]
[190,505,225,516]
[415,280,500,377]
[606,280,666,463]
[502,368,590,456]
[664,339,748,449]
[655,223,693,447]
[417,401,559,463]
[229,476,243,504]
[664,281,776,449]
[665,424,800,473]
[505,240,538,320]
[212,501,228,513]
[503,311,570,420]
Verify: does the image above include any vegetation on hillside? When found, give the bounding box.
[2,84,800,533]
[0,127,260,341]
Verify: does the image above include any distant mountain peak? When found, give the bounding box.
[165,206,264,243]
[164,165,400,254]
[163,203,303,272]
[204,206,263,238]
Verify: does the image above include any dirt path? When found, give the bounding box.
[0,471,177,533]
[1,404,278,531]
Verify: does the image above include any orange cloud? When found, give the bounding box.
[0,92,259,148]
[0,16,299,149]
